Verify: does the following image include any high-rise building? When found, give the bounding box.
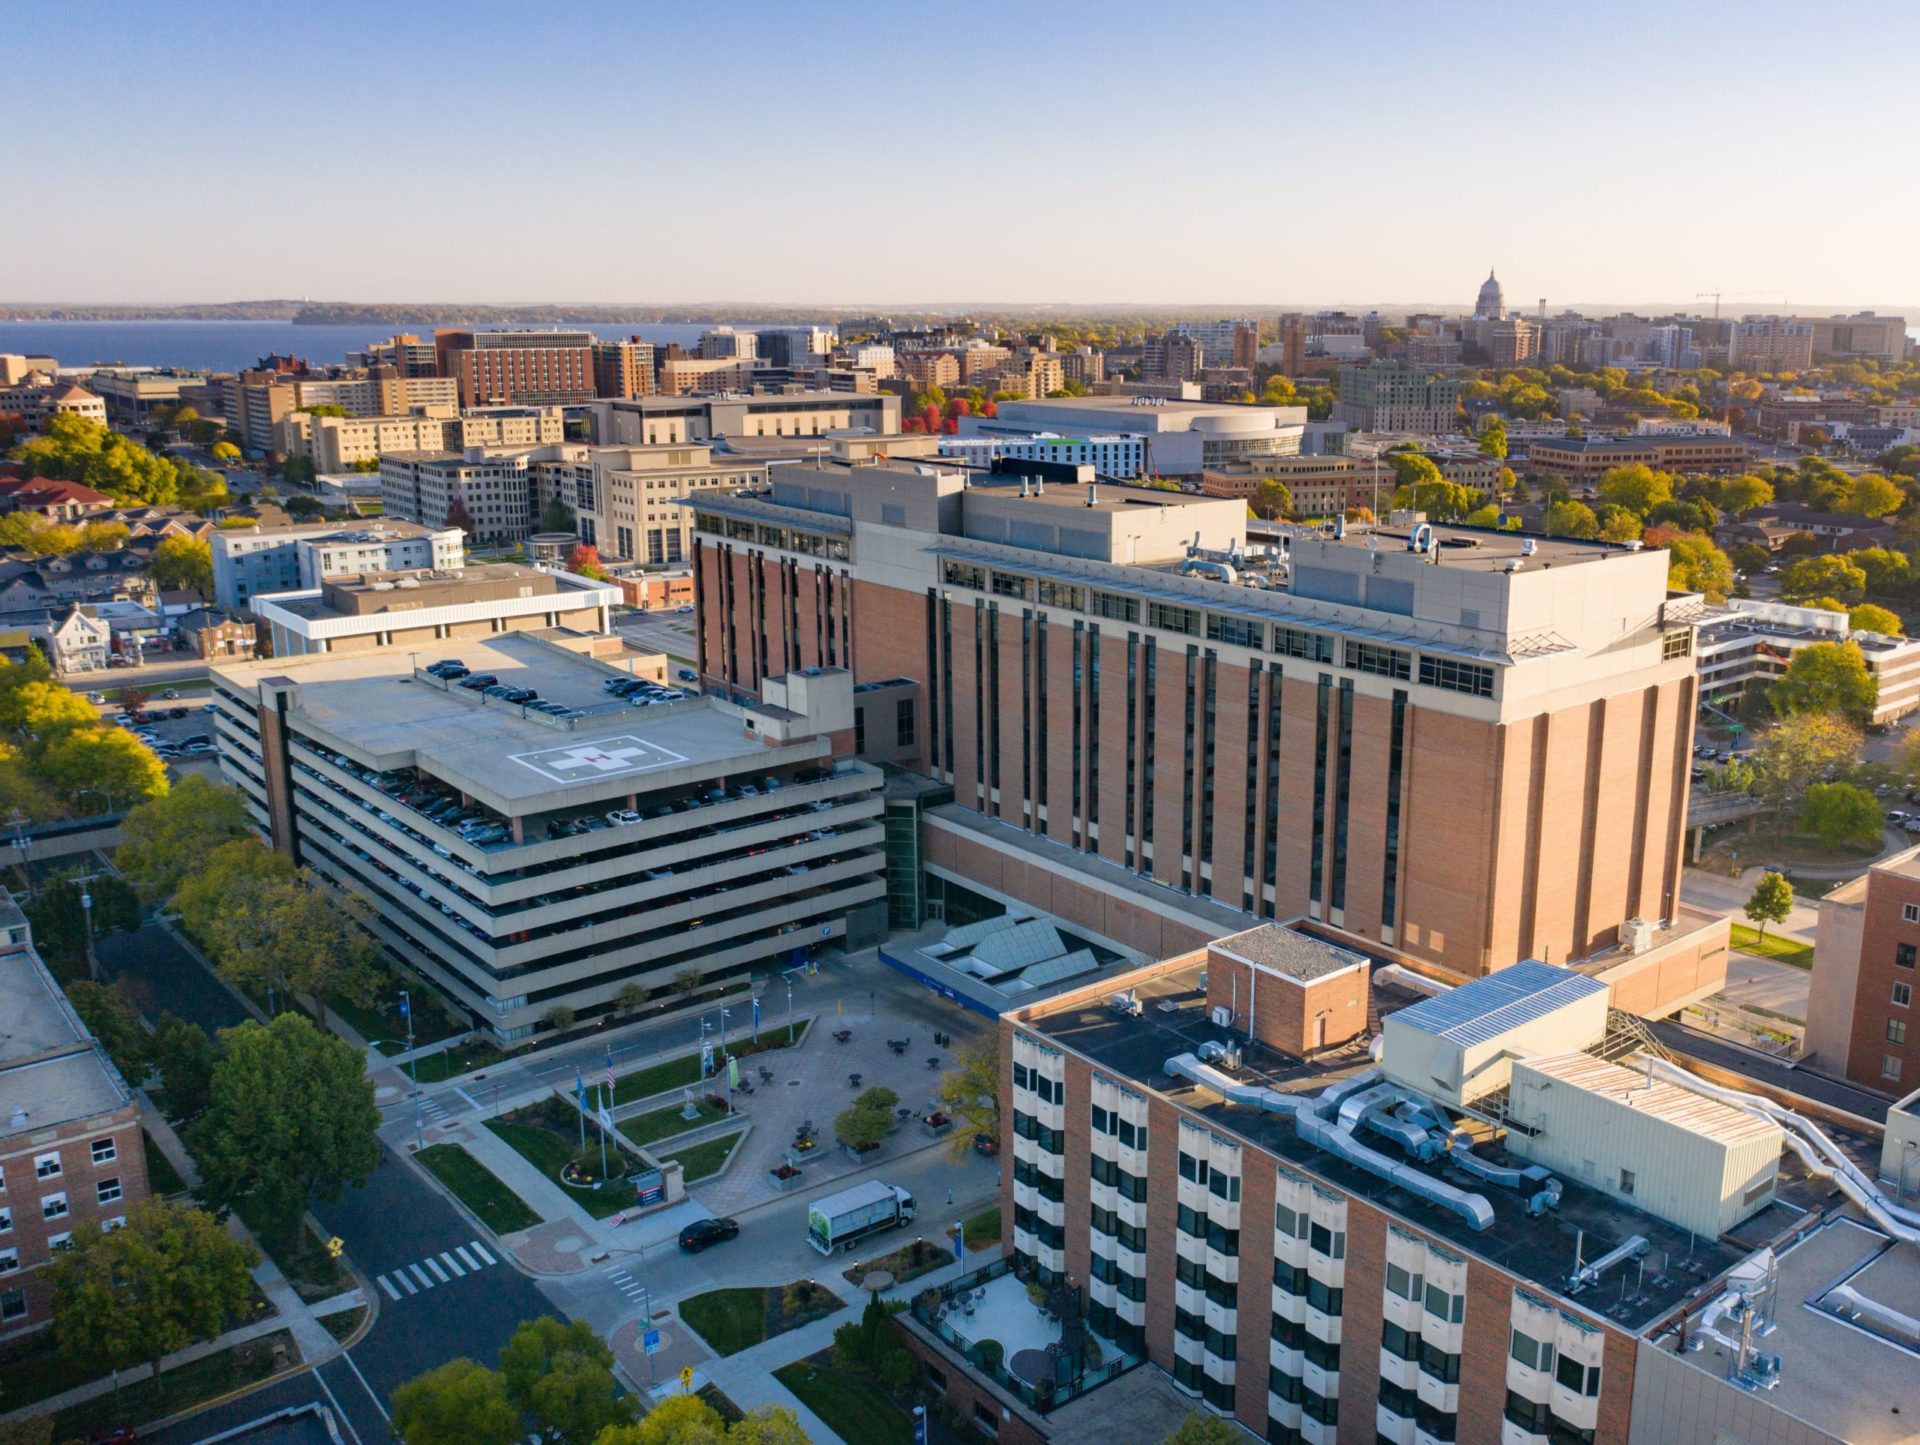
[347,334,441,377]
[1175,319,1261,368]
[541,444,764,565]
[434,330,597,406]
[1726,318,1815,373]
[1805,843,1920,1092]
[587,391,900,448]
[698,327,758,361]
[901,351,962,391]
[757,327,838,369]
[1330,364,1464,433]
[1061,348,1106,389]
[592,338,656,399]
[1145,331,1205,384]
[1277,314,1308,376]
[689,454,1727,994]
[1485,318,1539,368]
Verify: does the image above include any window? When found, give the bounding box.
[1206,615,1264,648]
[97,1178,122,1205]
[1510,1330,1554,1373]
[1275,1203,1303,1238]
[1092,591,1137,623]
[1419,655,1494,696]
[1419,1340,1462,1383]
[1555,1354,1601,1397]
[1179,1152,1209,1186]
[924,1362,947,1394]
[1208,1170,1241,1203]
[1382,1319,1419,1361]
[1385,1263,1423,1301]
[1275,627,1332,663]
[1618,1168,1636,1197]
[1271,1312,1306,1349]
[1505,1390,1553,1434]
[88,1138,116,1166]
[1344,639,1410,679]
[41,1193,67,1221]
[1896,982,1912,1007]
[1904,903,1919,923]
[34,1153,60,1181]
[0,1290,23,1322]
[1147,602,1199,635]
[1890,1019,1909,1045]
[972,1401,1000,1437]
[1309,1222,1345,1260]
[1423,1282,1464,1323]
[1305,1278,1343,1317]
[1884,1053,1904,1081]
[45,1232,69,1252]
[0,1208,8,1233]
[1899,943,1916,970]
[0,1249,14,1274]
[1661,631,1692,660]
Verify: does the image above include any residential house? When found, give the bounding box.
[44,604,110,674]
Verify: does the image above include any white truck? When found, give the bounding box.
[807,1179,916,1255]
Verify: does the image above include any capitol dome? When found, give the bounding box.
[1475,268,1505,320]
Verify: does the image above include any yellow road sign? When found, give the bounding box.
[325,1236,344,1258]
[678,1365,695,1391]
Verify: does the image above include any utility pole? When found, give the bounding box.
[401,989,422,1151]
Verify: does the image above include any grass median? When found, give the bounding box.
[660,1130,745,1184]
[774,1356,913,1445]
[618,1097,730,1149]
[1729,924,1814,970]
[416,1143,542,1234]
[485,1099,637,1219]
[611,1021,810,1106]
[50,1329,296,1443]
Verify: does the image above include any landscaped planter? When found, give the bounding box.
[769,1164,806,1193]
[841,1140,883,1165]
[923,1112,954,1136]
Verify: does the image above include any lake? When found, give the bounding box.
[0,320,790,374]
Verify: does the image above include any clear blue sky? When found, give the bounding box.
[5,0,1915,309]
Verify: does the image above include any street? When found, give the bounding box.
[614,611,699,670]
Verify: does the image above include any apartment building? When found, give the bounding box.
[689,454,1728,995]
[217,371,461,455]
[212,520,464,611]
[279,405,564,473]
[958,936,1903,1445]
[756,328,837,370]
[251,562,617,657]
[1806,844,1920,1094]
[434,330,596,407]
[1693,599,1920,727]
[591,339,656,399]
[0,891,148,1338]
[902,351,962,391]
[547,444,763,566]
[1727,319,1816,373]
[0,380,107,433]
[1145,331,1206,385]
[588,391,900,448]
[211,638,886,1041]
[1523,435,1753,480]
[658,357,760,396]
[963,397,1304,477]
[994,353,1066,401]
[698,327,757,361]
[1331,364,1464,434]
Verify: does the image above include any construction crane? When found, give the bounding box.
[1695,291,1785,320]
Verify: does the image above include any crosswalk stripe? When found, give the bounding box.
[409,1263,434,1290]
[377,1274,400,1301]
[439,1251,465,1277]
[424,1257,449,1283]
[469,1240,496,1265]
[395,1269,418,1295]
[454,1246,480,1270]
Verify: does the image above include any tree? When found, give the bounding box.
[1384,452,1444,491]
[10,413,195,507]
[543,1004,577,1034]
[65,981,152,1081]
[1799,782,1884,850]
[150,535,213,597]
[23,523,83,557]
[539,497,576,533]
[392,1358,522,1445]
[1165,1414,1243,1445]
[567,545,607,581]
[80,521,130,552]
[1389,478,1480,522]
[51,1199,258,1390]
[1743,872,1793,943]
[835,1085,901,1150]
[1477,417,1508,459]
[937,1036,998,1160]
[152,1012,220,1124]
[36,726,168,810]
[1464,503,1501,528]
[1656,531,1734,599]
[1753,712,1863,807]
[194,1011,381,1238]
[1732,542,1773,575]
[1542,499,1598,539]
[595,1393,725,1444]
[724,1410,811,1445]
[1847,547,1912,593]
[1646,498,1717,533]
[118,775,253,902]
[674,967,702,998]
[1596,505,1644,543]
[1781,555,1867,606]
[284,492,324,519]
[1716,474,1775,517]
[1595,463,1673,517]
[210,441,242,463]
[3,679,98,739]
[1770,640,1878,727]
[1838,472,1903,519]
[1249,479,1292,521]
[500,1316,634,1444]
[1850,603,1905,636]
[614,981,650,1016]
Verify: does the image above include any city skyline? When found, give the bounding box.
[5,0,1916,307]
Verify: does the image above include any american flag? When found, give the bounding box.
[604,1067,616,1095]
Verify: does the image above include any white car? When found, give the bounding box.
[606,809,643,827]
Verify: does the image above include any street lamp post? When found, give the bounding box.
[401,989,422,1151]
[786,976,795,1044]
[80,885,95,982]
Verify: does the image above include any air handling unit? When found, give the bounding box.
[1380,961,1610,1109]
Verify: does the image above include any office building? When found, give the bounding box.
[346,334,441,377]
[690,454,1728,997]
[279,405,563,474]
[1523,435,1753,480]
[546,444,764,565]
[1727,319,1816,373]
[1173,319,1260,369]
[0,891,148,1338]
[212,520,464,611]
[757,327,837,370]
[251,562,618,657]
[591,339,656,399]
[83,368,205,426]
[1331,364,1465,434]
[1803,312,1909,364]
[0,379,107,433]
[698,327,757,361]
[963,397,1303,476]
[1199,456,1390,519]
[1806,843,1920,1094]
[1484,318,1539,368]
[380,448,550,546]
[0,355,58,386]
[220,371,461,455]
[939,432,1147,479]
[434,330,597,406]
[658,357,760,396]
[976,936,1906,1445]
[211,637,887,1041]
[588,391,900,447]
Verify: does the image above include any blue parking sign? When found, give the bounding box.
[643,1328,662,1355]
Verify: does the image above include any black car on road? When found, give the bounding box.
[678,1217,740,1253]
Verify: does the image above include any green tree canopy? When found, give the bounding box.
[51,1199,258,1386]
[1850,603,1904,636]
[1250,479,1292,520]
[835,1085,901,1150]
[1653,530,1734,599]
[36,726,168,810]
[1595,462,1673,516]
[1769,640,1878,727]
[1781,554,1868,606]
[1743,871,1793,942]
[1847,547,1912,593]
[1799,781,1884,849]
[65,980,152,1080]
[153,1012,221,1124]
[9,413,209,507]
[1542,499,1598,538]
[392,1358,523,1445]
[500,1316,634,1444]
[1165,1414,1245,1444]
[1715,474,1774,516]
[1753,711,1863,807]
[150,535,214,597]
[1837,472,1903,519]
[194,1011,381,1237]
[117,775,253,902]
[937,1036,998,1161]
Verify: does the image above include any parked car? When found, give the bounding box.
[606,809,642,827]
[86,692,106,705]
[678,1217,739,1253]
[160,688,179,699]
[676,604,694,614]
[460,674,499,691]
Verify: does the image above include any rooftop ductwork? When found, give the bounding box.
[1567,1233,1648,1295]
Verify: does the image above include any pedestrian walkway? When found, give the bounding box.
[139,1096,203,1191]
[372,1238,499,1301]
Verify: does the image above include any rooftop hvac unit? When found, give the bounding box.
[1620,918,1656,955]
[1221,1043,1243,1072]
[1210,1004,1234,1028]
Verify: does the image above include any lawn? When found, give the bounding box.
[322,977,463,1054]
[51,1329,296,1443]
[774,1356,914,1445]
[403,1036,508,1083]
[485,1099,638,1219]
[230,1193,340,1296]
[416,1143,543,1234]
[320,1305,368,1343]
[1729,924,1815,970]
[697,1382,745,1424]
[618,1097,730,1150]
[611,1022,810,1106]
[963,1206,1001,1251]
[680,1280,844,1357]
[144,1129,189,1197]
[661,1129,745,1183]
[845,1237,950,1287]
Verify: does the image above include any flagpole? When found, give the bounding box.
[598,1084,609,1179]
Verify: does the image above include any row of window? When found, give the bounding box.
[1011,1061,1064,1104]
[1089,1102,1147,1150]
[1,1136,117,1193]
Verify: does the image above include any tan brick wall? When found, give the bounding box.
[1844,869,1920,1092]
[1211,658,1252,907]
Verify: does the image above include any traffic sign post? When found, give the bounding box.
[678,1365,694,1393]
[643,1328,661,1355]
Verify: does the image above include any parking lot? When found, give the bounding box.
[92,688,222,769]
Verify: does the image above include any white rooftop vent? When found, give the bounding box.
[8,1106,24,1128]
[1210,1004,1234,1028]
[1521,538,1538,556]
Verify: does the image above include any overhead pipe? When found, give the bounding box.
[1567,1234,1648,1294]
